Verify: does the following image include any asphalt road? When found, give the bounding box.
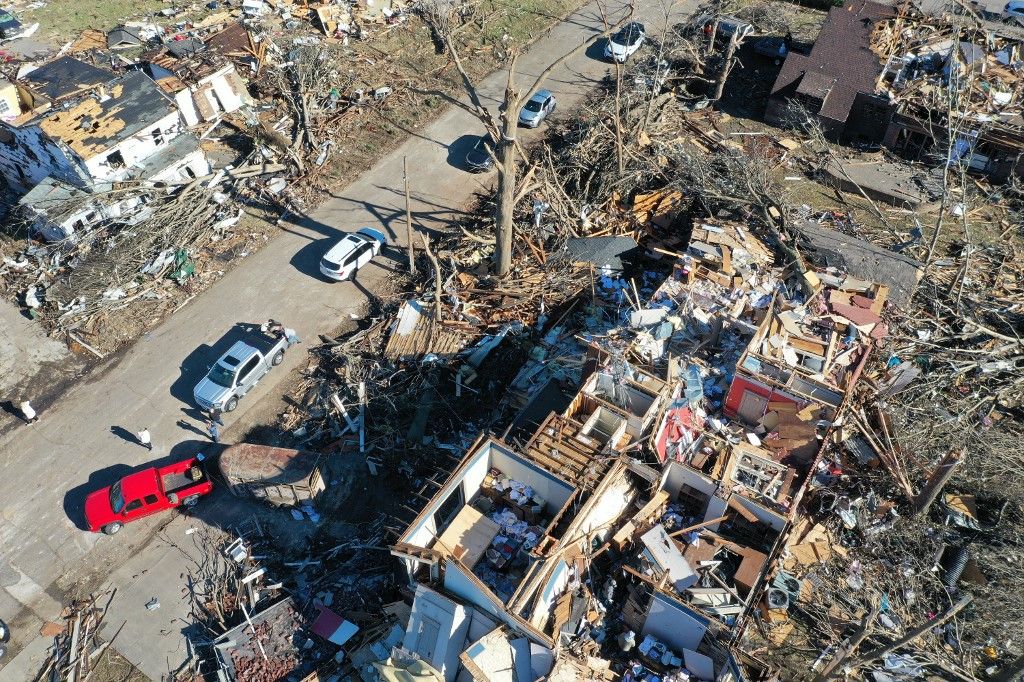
[0,0,691,676]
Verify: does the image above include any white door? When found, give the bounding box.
[356,243,374,268]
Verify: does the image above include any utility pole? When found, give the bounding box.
[403,156,415,273]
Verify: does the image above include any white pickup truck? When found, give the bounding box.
[193,324,299,412]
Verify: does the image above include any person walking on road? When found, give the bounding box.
[207,420,220,444]
[137,428,152,451]
[19,400,38,424]
[209,407,224,426]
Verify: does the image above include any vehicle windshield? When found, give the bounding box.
[614,25,640,44]
[206,363,236,388]
[109,481,125,514]
[524,100,543,112]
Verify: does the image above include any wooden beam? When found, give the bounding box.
[667,515,731,539]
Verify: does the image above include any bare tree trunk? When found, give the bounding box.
[612,55,625,174]
[422,1,628,276]
[811,605,881,682]
[494,62,519,276]
[403,156,415,273]
[711,32,738,101]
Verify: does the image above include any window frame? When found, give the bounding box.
[106,149,126,168]
[238,355,261,382]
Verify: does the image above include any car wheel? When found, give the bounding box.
[182,495,200,507]
[272,350,285,366]
[103,522,123,536]
[225,396,239,412]
[0,618,9,643]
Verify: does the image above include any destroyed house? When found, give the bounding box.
[143,44,251,126]
[391,435,772,678]
[724,280,878,430]
[392,437,624,639]
[629,222,774,375]
[0,65,209,198]
[768,1,1024,181]
[617,428,791,615]
[876,17,1024,181]
[765,0,894,144]
[15,176,143,243]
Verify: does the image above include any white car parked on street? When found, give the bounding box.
[319,227,387,281]
[604,22,646,62]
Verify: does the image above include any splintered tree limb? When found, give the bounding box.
[838,595,973,677]
[912,449,964,516]
[421,234,443,322]
[812,605,881,682]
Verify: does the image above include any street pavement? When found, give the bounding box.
[0,0,691,677]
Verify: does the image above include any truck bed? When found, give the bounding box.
[160,462,206,494]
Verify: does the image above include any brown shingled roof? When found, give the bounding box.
[769,0,893,124]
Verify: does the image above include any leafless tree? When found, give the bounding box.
[266,43,348,173]
[419,0,629,276]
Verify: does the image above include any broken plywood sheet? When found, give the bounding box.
[384,299,468,360]
[633,189,682,225]
[640,524,698,592]
[435,505,500,569]
[69,29,108,53]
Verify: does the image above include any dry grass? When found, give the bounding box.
[76,646,151,682]
[17,0,167,43]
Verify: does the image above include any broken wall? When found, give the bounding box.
[442,561,534,640]
[0,123,92,193]
[642,592,710,652]
[83,110,185,181]
[729,494,786,533]
[404,585,471,682]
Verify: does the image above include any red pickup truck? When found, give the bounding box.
[84,456,213,535]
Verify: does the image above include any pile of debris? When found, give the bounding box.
[35,591,120,681]
[182,517,400,679]
[0,167,282,352]
[874,7,1022,133]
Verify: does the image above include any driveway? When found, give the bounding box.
[0,0,691,677]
